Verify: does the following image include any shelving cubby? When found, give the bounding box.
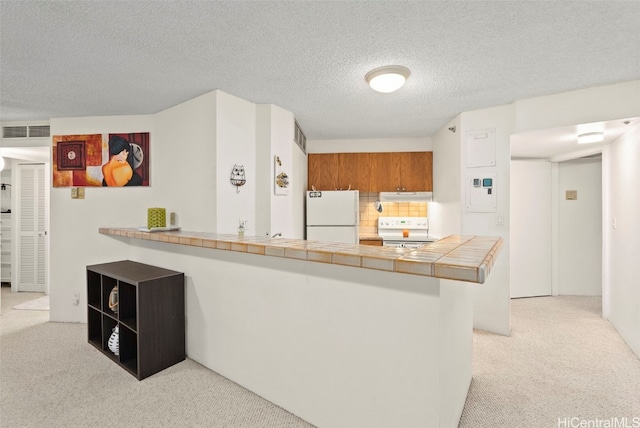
[86,260,185,380]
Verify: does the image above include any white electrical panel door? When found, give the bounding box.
[467,128,496,168]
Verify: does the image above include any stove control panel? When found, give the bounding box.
[378,217,429,229]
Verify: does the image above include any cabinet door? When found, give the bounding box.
[308,154,339,190]
[401,152,433,191]
[359,239,383,246]
[338,153,371,191]
[369,152,402,192]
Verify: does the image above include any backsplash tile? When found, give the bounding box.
[359,192,428,235]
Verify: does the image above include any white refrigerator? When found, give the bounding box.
[306,190,359,244]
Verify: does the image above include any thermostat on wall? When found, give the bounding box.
[466,173,497,213]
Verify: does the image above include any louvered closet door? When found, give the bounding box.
[18,164,46,292]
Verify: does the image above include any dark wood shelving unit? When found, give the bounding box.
[87,260,185,380]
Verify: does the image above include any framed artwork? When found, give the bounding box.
[52,132,150,187]
[274,155,289,195]
[56,141,86,170]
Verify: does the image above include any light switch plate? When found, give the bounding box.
[71,187,85,199]
[565,190,577,200]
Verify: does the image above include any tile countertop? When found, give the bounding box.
[99,228,503,284]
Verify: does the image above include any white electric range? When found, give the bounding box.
[377,216,437,248]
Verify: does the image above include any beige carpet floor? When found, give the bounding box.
[11,295,49,311]
[1,287,639,427]
[0,286,49,336]
[458,296,640,427]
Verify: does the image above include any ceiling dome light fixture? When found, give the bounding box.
[577,132,604,144]
[365,65,411,93]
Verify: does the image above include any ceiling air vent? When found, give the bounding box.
[294,120,306,154]
[2,124,50,139]
[28,125,50,138]
[3,126,28,138]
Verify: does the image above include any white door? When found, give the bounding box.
[510,160,552,298]
[16,163,46,292]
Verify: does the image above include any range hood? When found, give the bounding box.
[379,191,433,202]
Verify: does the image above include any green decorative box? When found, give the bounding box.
[147,208,166,229]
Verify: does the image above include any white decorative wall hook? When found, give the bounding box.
[230,164,246,193]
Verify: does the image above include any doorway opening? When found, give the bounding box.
[0,147,50,299]
[509,117,635,310]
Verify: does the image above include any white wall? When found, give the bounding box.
[49,114,155,322]
[556,158,602,296]
[255,105,272,237]
[154,91,218,232]
[603,123,640,357]
[307,137,432,153]
[216,91,256,234]
[430,116,461,238]
[514,81,640,133]
[256,104,303,239]
[49,90,300,323]
[292,144,307,239]
[460,105,513,336]
[267,105,296,238]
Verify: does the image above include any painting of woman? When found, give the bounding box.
[102,135,143,186]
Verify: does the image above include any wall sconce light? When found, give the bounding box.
[577,132,604,144]
[365,65,411,93]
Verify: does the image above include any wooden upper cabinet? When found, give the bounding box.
[402,151,433,191]
[369,152,432,192]
[308,151,432,192]
[308,153,371,191]
[369,152,402,192]
[308,153,339,190]
[338,153,371,191]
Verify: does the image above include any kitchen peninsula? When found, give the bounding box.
[99,227,502,427]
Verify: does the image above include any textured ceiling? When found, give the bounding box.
[1,1,639,140]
